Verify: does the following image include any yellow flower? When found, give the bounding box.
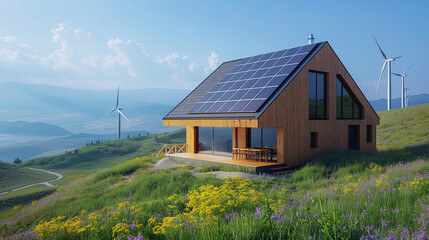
[12,204,22,210]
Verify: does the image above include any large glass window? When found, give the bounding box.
[214,127,232,156]
[198,127,213,154]
[309,71,326,119]
[249,128,277,148]
[198,127,232,156]
[336,76,363,119]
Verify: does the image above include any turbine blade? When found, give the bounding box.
[376,61,387,94]
[373,36,387,60]
[101,108,116,118]
[116,109,129,121]
[403,65,413,75]
[116,86,120,108]
[392,56,402,60]
[392,73,401,77]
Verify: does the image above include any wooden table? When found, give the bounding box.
[233,147,270,162]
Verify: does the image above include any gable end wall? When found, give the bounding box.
[258,43,380,167]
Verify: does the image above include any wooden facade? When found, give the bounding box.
[163,42,379,167]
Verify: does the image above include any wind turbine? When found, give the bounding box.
[102,86,129,139]
[405,88,410,107]
[374,36,402,111]
[393,65,413,108]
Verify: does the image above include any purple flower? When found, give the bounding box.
[365,225,374,233]
[127,233,144,240]
[254,207,262,218]
[270,212,286,222]
[226,212,237,221]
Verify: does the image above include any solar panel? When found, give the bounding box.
[189,43,318,113]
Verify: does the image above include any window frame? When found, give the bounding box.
[336,75,364,119]
[309,71,327,120]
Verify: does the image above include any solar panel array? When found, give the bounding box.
[189,43,317,113]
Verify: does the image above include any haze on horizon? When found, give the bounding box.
[0,0,428,101]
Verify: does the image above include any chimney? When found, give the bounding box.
[308,34,315,44]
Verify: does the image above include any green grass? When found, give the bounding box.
[0,185,56,211]
[23,129,185,172]
[377,103,429,150]
[1,105,428,239]
[0,161,57,193]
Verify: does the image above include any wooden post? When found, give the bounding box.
[186,126,198,153]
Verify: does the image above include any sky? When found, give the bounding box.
[0,0,428,100]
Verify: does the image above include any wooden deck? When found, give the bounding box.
[165,153,283,173]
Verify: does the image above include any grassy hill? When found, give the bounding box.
[377,103,429,150]
[0,105,428,239]
[0,161,56,193]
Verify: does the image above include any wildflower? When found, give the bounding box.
[12,204,22,210]
[225,212,237,221]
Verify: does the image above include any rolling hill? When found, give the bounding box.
[0,105,428,239]
[0,161,56,193]
[0,121,70,136]
[370,93,429,111]
[0,131,151,162]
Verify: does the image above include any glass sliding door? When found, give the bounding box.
[198,127,213,154]
[198,127,232,156]
[213,127,232,156]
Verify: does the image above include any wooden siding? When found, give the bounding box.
[258,43,379,167]
[186,126,198,153]
[163,119,259,128]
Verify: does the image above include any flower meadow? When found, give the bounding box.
[0,152,428,239]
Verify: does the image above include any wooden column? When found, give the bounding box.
[186,126,198,153]
[236,127,249,148]
[277,127,285,164]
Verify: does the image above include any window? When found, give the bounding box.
[309,72,326,119]
[249,128,277,148]
[336,76,363,119]
[199,127,232,156]
[310,132,318,148]
[366,125,373,143]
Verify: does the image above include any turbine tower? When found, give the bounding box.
[102,86,129,139]
[374,36,401,111]
[405,88,410,107]
[393,65,413,108]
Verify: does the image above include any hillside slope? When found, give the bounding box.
[1,106,428,239]
[0,161,56,193]
[377,103,429,150]
[23,129,185,172]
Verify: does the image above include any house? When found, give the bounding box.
[162,41,379,173]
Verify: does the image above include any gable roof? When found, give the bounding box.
[164,42,325,120]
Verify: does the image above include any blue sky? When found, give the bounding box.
[0,0,428,100]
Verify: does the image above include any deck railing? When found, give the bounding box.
[156,143,188,157]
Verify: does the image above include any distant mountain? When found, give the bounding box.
[370,94,429,111]
[0,82,188,136]
[0,121,70,136]
[0,130,151,162]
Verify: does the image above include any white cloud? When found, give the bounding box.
[82,54,99,67]
[47,23,96,71]
[205,51,219,74]
[1,35,18,42]
[104,38,136,76]
[154,52,181,67]
[182,55,190,60]
[188,62,200,71]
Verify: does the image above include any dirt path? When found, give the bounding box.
[0,168,63,195]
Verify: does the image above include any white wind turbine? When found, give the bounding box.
[374,36,402,111]
[405,88,410,107]
[393,65,413,108]
[102,86,129,139]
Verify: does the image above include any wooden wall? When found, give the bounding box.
[258,42,380,167]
